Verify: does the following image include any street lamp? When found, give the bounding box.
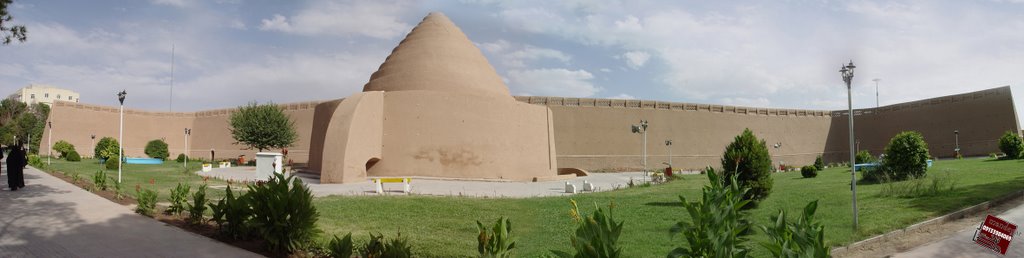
[184,128,191,169]
[117,90,126,183]
[872,78,881,108]
[47,121,52,165]
[91,135,96,155]
[954,130,960,158]
[665,140,673,169]
[840,60,858,230]
[631,120,649,181]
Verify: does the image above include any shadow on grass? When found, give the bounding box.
[905,174,1024,215]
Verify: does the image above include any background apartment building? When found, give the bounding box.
[8,84,80,106]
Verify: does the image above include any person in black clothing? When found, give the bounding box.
[7,142,26,191]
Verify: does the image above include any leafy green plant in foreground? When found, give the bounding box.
[550,200,623,258]
[248,173,320,253]
[361,232,414,258]
[477,217,516,258]
[135,187,158,217]
[187,184,208,225]
[760,201,830,258]
[327,233,354,258]
[209,185,252,239]
[92,169,108,191]
[669,168,751,258]
[166,183,191,216]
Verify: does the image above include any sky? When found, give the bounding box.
[2,0,1024,122]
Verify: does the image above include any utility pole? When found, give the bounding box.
[873,78,881,108]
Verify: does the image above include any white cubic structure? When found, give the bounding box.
[255,152,284,179]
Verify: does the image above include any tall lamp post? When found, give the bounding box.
[631,120,649,181]
[91,134,96,153]
[47,121,52,165]
[184,128,191,169]
[873,78,881,108]
[954,130,960,157]
[117,90,126,183]
[665,140,673,168]
[840,60,858,230]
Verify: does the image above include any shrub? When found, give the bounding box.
[94,137,119,160]
[65,150,81,161]
[105,156,119,170]
[135,187,158,217]
[248,173,320,253]
[187,184,208,225]
[720,128,773,203]
[144,139,170,160]
[113,179,125,200]
[477,217,516,258]
[328,233,354,258]
[53,140,75,157]
[361,232,414,258]
[92,170,109,191]
[209,185,252,239]
[551,200,623,258]
[855,150,875,164]
[166,183,191,216]
[800,166,818,178]
[27,154,43,168]
[878,131,931,182]
[813,156,824,171]
[998,131,1024,159]
[878,171,956,198]
[71,172,81,183]
[176,153,187,163]
[759,200,830,258]
[669,168,751,258]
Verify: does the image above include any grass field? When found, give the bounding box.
[312,158,1024,257]
[37,157,1024,257]
[38,158,236,200]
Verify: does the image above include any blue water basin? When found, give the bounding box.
[125,158,164,164]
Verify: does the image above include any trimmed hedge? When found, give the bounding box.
[145,139,170,160]
[800,165,818,178]
[875,131,930,182]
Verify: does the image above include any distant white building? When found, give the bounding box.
[7,84,80,106]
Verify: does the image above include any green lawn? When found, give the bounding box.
[37,157,1024,257]
[313,158,1024,257]
[38,158,237,200]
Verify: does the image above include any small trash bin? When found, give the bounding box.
[665,167,673,178]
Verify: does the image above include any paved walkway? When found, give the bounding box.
[893,199,1024,257]
[0,164,262,257]
[198,166,664,197]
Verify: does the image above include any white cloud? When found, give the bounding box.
[507,68,599,97]
[257,0,413,39]
[608,93,635,99]
[621,51,650,69]
[721,97,770,108]
[481,40,571,68]
[599,68,612,73]
[228,20,247,30]
[151,0,191,8]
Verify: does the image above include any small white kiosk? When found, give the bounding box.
[255,152,284,179]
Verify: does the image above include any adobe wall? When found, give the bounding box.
[516,86,1019,171]
[41,100,322,165]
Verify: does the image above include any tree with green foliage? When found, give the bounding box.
[229,102,297,152]
[145,139,170,160]
[53,140,74,157]
[855,150,875,164]
[880,131,931,181]
[721,128,774,203]
[0,0,28,44]
[95,137,119,160]
[813,156,824,171]
[998,131,1024,159]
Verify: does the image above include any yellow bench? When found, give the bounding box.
[372,178,411,193]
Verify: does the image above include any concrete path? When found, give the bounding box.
[198,166,663,197]
[0,164,262,257]
[893,200,1024,257]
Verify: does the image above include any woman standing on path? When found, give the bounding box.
[6,142,26,191]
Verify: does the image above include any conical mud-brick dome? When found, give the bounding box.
[363,12,512,100]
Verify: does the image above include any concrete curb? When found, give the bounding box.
[830,189,1024,256]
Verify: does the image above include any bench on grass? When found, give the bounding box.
[372,178,411,193]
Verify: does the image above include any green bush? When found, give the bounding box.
[998,131,1024,159]
[759,200,830,258]
[230,102,298,152]
[135,187,158,217]
[176,153,187,163]
[669,169,751,258]
[187,184,208,225]
[105,156,119,170]
[27,154,43,168]
[361,232,414,258]
[855,150,875,164]
[878,131,931,182]
[209,185,252,239]
[113,179,125,200]
[94,137,119,160]
[166,183,191,216]
[92,169,109,191]
[878,171,956,198]
[328,233,354,258]
[145,139,170,160]
[800,166,818,178]
[477,217,516,258]
[248,173,320,253]
[551,200,623,258]
[813,156,824,171]
[720,128,773,203]
[53,140,75,157]
[65,150,81,161]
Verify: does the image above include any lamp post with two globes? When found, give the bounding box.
[840,60,858,230]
